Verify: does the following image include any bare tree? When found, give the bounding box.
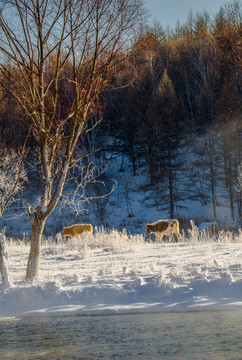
[0,0,145,278]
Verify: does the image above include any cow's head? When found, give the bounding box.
[146,224,152,234]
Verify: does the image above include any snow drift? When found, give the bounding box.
[0,226,242,319]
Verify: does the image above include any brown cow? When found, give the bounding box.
[146,219,181,243]
[63,224,93,237]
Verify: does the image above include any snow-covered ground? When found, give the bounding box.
[1,226,242,319]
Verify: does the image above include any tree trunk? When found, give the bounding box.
[208,136,216,218]
[26,217,46,279]
[168,137,174,219]
[227,151,234,220]
[130,141,137,176]
[0,230,12,287]
[168,166,174,219]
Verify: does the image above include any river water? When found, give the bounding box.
[0,310,242,359]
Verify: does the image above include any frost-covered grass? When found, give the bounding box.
[69,227,144,253]
[1,227,242,318]
[183,220,242,244]
[41,228,145,259]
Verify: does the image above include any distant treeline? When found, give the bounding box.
[101,1,241,220]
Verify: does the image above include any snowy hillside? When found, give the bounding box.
[1,227,242,319]
[97,155,240,234]
[0,153,240,239]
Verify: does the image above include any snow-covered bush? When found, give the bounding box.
[0,148,27,219]
[183,220,242,243]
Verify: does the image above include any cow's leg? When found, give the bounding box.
[169,233,172,242]
[173,229,181,242]
[157,233,162,243]
[174,222,181,242]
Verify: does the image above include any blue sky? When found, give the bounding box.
[144,0,227,29]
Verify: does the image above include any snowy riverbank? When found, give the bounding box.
[1,228,242,319]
